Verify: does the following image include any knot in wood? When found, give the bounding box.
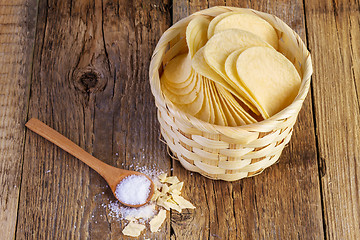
[72,67,106,93]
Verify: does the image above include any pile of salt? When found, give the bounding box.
[115,175,151,205]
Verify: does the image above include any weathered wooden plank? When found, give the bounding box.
[16,0,171,239]
[171,1,324,239]
[0,0,37,239]
[304,0,360,238]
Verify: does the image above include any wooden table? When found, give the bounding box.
[1,0,359,239]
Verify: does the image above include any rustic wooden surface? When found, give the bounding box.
[0,0,359,239]
[0,0,38,239]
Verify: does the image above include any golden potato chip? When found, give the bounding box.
[213,13,278,49]
[216,84,238,126]
[176,77,204,116]
[236,46,301,116]
[194,76,212,123]
[163,71,195,89]
[205,78,215,124]
[204,30,272,117]
[224,49,267,118]
[224,92,257,124]
[163,53,192,84]
[192,47,260,116]
[207,12,239,39]
[208,80,227,126]
[161,72,200,105]
[204,29,270,78]
[163,72,200,96]
[150,209,167,233]
[122,222,146,237]
[217,85,247,126]
[186,15,210,58]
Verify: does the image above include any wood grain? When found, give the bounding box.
[16,0,171,239]
[0,0,37,239]
[5,0,360,239]
[171,1,324,239]
[304,0,360,238]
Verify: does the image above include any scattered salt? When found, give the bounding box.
[115,175,151,205]
[107,201,155,221]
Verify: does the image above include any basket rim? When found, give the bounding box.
[149,6,313,133]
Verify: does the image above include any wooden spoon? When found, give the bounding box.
[25,118,154,208]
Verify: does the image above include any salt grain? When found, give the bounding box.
[107,201,155,221]
[115,175,151,205]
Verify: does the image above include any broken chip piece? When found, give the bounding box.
[150,209,167,232]
[122,222,146,237]
[172,194,196,209]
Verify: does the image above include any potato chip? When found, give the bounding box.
[163,53,192,84]
[218,86,257,124]
[163,72,200,96]
[204,78,215,124]
[208,80,227,126]
[207,12,239,39]
[177,75,204,116]
[150,209,167,233]
[213,13,278,49]
[204,30,272,117]
[186,15,210,58]
[192,47,258,115]
[161,74,199,105]
[122,222,146,237]
[224,49,267,118]
[217,86,247,126]
[236,46,301,116]
[216,84,238,126]
[164,71,195,89]
[194,76,212,122]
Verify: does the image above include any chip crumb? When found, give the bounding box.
[170,189,181,196]
[122,222,146,237]
[163,176,180,185]
[150,209,167,232]
[157,197,170,210]
[169,182,183,193]
[164,199,182,213]
[172,194,196,209]
[151,189,161,201]
[161,184,170,194]
[158,173,167,182]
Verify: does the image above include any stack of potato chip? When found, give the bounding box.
[161,12,301,126]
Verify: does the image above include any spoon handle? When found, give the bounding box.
[25,118,119,180]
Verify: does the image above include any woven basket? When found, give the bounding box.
[149,6,312,181]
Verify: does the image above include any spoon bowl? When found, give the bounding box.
[25,118,155,208]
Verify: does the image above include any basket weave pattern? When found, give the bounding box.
[149,7,312,181]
